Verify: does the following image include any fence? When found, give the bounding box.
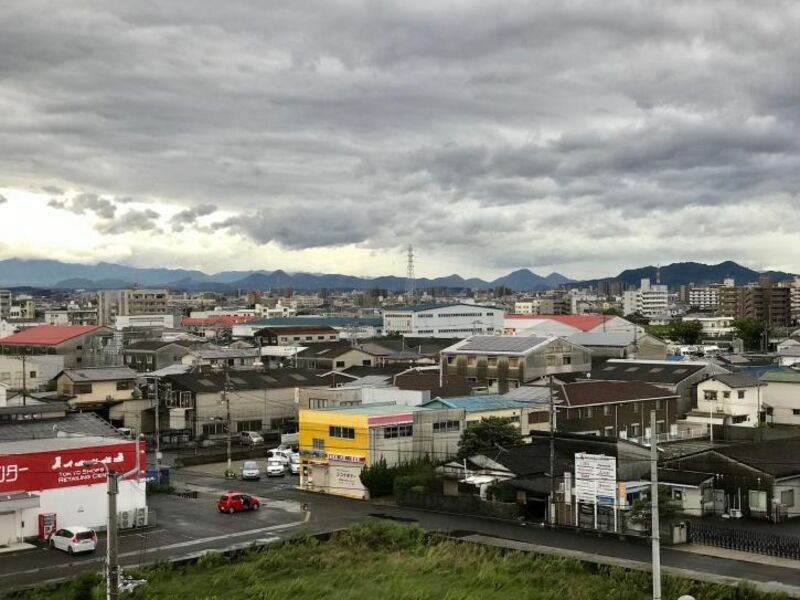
[687,520,800,559]
[398,490,520,520]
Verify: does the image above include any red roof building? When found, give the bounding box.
[0,325,113,368]
[0,325,102,346]
[181,315,257,327]
[504,314,639,336]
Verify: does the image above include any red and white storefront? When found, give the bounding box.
[0,437,147,545]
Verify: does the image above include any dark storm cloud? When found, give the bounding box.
[1,2,800,272]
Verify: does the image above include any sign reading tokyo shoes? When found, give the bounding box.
[574,453,617,506]
[0,442,145,493]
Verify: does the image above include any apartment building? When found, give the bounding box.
[97,289,169,327]
[0,325,114,368]
[688,286,720,311]
[622,279,668,317]
[686,374,765,430]
[718,277,792,327]
[0,290,11,320]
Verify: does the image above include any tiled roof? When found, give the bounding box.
[557,380,677,407]
[242,316,383,328]
[165,368,332,393]
[399,303,500,313]
[255,325,339,336]
[298,341,372,359]
[62,367,138,382]
[712,373,763,388]
[714,439,800,478]
[505,314,615,331]
[589,360,706,384]
[124,340,193,351]
[0,325,102,346]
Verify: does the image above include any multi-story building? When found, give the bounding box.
[298,403,465,499]
[0,355,64,392]
[233,316,383,340]
[0,290,11,320]
[44,307,98,326]
[254,326,340,346]
[622,279,668,318]
[688,286,720,311]
[56,366,138,408]
[718,278,792,327]
[440,335,591,393]
[687,374,765,430]
[383,303,504,338]
[789,277,800,324]
[0,325,114,368]
[122,340,193,372]
[97,289,169,327]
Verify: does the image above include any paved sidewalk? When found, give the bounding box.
[675,543,800,571]
[461,534,800,598]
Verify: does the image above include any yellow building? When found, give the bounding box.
[299,403,464,499]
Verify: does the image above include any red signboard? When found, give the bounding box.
[0,442,146,493]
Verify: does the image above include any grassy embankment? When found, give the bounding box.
[11,521,788,600]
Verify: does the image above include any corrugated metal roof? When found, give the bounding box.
[761,370,800,383]
[423,394,528,412]
[446,335,551,354]
[567,332,637,346]
[63,367,138,382]
[244,316,383,328]
[0,325,102,346]
[399,303,500,313]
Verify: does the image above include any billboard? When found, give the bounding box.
[574,452,617,505]
[0,442,145,494]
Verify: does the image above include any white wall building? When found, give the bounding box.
[0,355,65,391]
[623,279,669,317]
[686,315,735,337]
[687,374,764,430]
[114,314,175,330]
[761,371,800,425]
[0,290,11,320]
[383,303,503,338]
[688,287,720,311]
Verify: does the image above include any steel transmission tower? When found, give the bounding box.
[405,245,416,305]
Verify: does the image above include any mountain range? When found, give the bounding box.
[0,258,793,292]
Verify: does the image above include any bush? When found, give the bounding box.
[360,456,441,499]
[146,481,175,495]
[487,481,517,503]
[359,457,394,497]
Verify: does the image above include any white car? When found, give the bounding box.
[240,460,261,481]
[265,460,286,477]
[289,456,300,475]
[50,526,97,554]
[266,448,292,464]
[240,431,264,446]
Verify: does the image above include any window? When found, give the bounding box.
[704,390,718,401]
[203,422,227,436]
[732,415,748,423]
[508,358,518,368]
[312,438,325,452]
[116,380,132,391]
[384,424,413,439]
[329,426,356,439]
[656,420,667,433]
[748,490,767,512]
[738,390,745,399]
[446,356,455,365]
[562,355,572,366]
[673,489,684,502]
[603,405,612,416]
[781,489,795,507]
[629,423,641,437]
[74,383,92,394]
[793,409,800,416]
[433,420,461,433]
[583,407,593,418]
[546,355,556,367]
[29,370,36,379]
[237,419,262,432]
[633,403,640,413]
[468,356,477,366]
[723,391,731,399]
[603,426,614,437]
[488,357,497,367]
[655,399,663,410]
[335,361,346,369]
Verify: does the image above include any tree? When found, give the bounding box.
[629,485,680,528]
[457,417,524,459]
[733,317,766,351]
[669,320,704,345]
[359,457,394,498]
[602,308,622,316]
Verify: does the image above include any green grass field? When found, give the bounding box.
[12,521,788,600]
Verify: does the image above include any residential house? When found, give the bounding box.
[440,335,591,394]
[56,367,138,417]
[0,325,114,368]
[665,439,800,520]
[181,346,262,370]
[776,346,800,368]
[298,403,465,499]
[686,374,766,430]
[294,342,379,371]
[122,340,193,372]
[554,358,728,417]
[760,370,800,426]
[523,380,679,441]
[565,331,667,362]
[383,303,504,338]
[0,355,64,392]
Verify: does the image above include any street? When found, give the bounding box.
[3,461,800,595]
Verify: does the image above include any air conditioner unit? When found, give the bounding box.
[119,510,131,529]
[134,508,147,527]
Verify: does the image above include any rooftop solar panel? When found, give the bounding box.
[457,336,549,353]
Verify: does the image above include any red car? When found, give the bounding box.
[217,492,261,514]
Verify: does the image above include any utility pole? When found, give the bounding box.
[223,368,233,476]
[650,409,662,600]
[549,374,556,526]
[151,377,162,483]
[21,354,26,407]
[107,470,120,600]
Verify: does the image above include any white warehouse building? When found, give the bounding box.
[382,303,504,338]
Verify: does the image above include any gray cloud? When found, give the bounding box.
[170,203,217,232]
[0,194,6,204]
[47,193,118,219]
[2,2,800,275]
[41,185,64,195]
[96,209,161,235]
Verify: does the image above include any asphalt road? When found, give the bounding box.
[3,462,800,595]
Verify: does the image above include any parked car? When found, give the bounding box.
[265,460,286,477]
[240,431,264,446]
[240,461,261,481]
[289,455,300,475]
[217,492,261,514]
[49,526,97,554]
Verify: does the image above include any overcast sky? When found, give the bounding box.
[1,1,799,279]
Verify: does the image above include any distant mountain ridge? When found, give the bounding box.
[0,258,793,292]
[0,259,571,292]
